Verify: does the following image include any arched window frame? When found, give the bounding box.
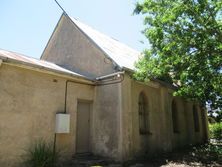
[138,92,150,135]
[172,99,180,133]
[193,105,200,132]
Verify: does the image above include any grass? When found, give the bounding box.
[24,140,59,167]
[209,122,222,142]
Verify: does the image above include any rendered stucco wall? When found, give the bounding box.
[0,64,94,167]
[169,98,209,150]
[41,13,124,160]
[170,97,188,149]
[0,63,209,166]
[119,73,132,160]
[41,15,116,78]
[130,78,172,156]
[92,84,121,160]
[120,74,209,160]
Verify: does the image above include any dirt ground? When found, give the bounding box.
[61,144,222,167]
[125,145,222,167]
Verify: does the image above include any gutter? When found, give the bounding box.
[122,66,135,73]
[96,71,124,81]
[0,55,125,86]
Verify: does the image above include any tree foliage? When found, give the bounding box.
[134,0,222,111]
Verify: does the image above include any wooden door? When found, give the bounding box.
[76,101,91,153]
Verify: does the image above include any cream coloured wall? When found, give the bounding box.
[120,74,209,160]
[39,12,209,163]
[170,97,188,149]
[40,14,129,160]
[130,78,172,156]
[120,74,171,160]
[92,84,122,160]
[0,64,94,166]
[170,99,206,149]
[0,63,209,166]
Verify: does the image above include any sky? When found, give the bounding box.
[0,0,149,59]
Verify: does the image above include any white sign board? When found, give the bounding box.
[55,113,70,133]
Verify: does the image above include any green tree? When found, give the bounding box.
[134,0,222,112]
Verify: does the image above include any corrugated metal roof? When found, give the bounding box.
[0,49,88,79]
[70,17,141,71]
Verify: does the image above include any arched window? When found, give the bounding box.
[193,105,200,132]
[172,99,179,133]
[138,92,150,134]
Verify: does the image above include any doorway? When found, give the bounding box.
[76,101,91,153]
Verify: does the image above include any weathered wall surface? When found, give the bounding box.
[129,78,172,157]
[41,15,116,78]
[120,73,133,160]
[120,74,209,160]
[120,74,170,160]
[170,97,188,149]
[92,84,121,160]
[0,63,209,166]
[0,64,94,167]
[40,13,122,160]
[177,101,209,146]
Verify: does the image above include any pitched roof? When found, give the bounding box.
[70,16,141,71]
[0,49,89,80]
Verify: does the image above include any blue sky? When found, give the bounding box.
[0,0,148,59]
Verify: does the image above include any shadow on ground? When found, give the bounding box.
[60,144,222,167]
[126,143,222,167]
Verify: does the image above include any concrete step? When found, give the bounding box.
[62,153,121,167]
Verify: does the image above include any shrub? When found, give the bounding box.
[209,122,222,141]
[24,140,59,167]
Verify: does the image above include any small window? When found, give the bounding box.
[172,100,179,133]
[138,92,150,134]
[193,105,200,132]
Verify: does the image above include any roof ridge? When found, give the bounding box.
[70,16,140,53]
